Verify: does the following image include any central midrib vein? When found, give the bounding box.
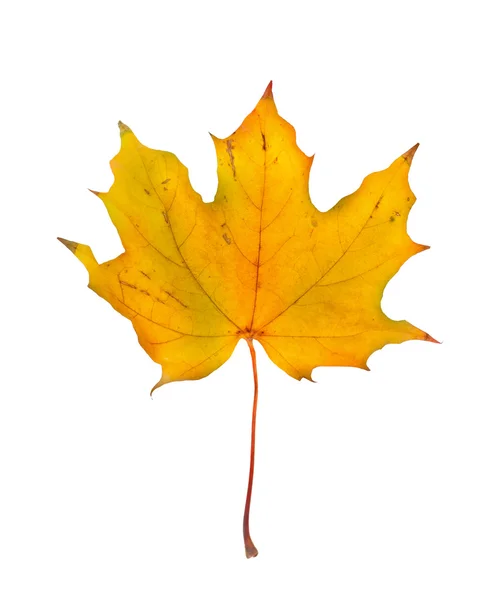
[249,125,267,331]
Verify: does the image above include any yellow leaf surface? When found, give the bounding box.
[59,83,434,389]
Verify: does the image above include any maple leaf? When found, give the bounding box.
[59,82,435,558]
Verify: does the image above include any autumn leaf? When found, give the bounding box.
[59,81,435,558]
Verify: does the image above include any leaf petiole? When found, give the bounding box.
[243,338,259,558]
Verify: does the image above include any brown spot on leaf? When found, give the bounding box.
[144,189,151,196]
[374,194,384,211]
[160,288,189,309]
[223,233,232,245]
[226,139,236,179]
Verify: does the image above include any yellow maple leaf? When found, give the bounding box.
[59,82,435,557]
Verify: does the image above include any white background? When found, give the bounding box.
[1,1,498,598]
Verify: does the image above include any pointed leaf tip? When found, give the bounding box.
[57,237,78,254]
[424,332,440,344]
[261,81,273,100]
[403,143,419,165]
[118,121,131,135]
